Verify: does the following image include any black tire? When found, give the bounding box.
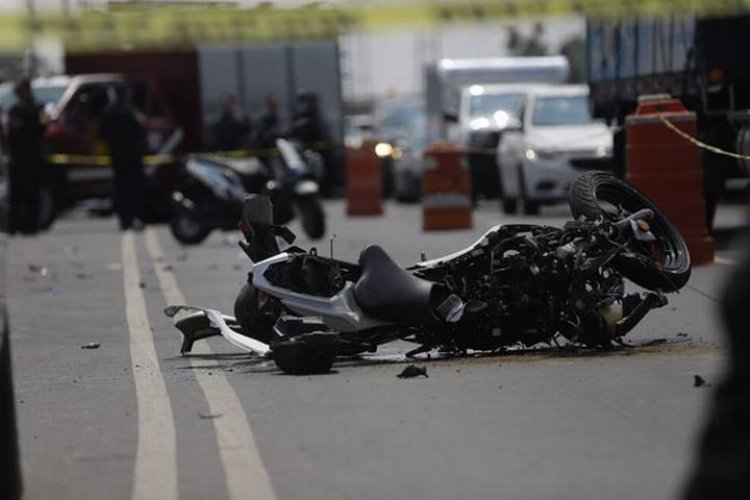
[169,209,211,245]
[295,195,326,240]
[498,168,517,214]
[233,283,274,344]
[569,171,691,292]
[518,164,539,215]
[501,198,517,215]
[272,334,337,375]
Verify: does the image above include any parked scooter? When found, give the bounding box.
[169,138,326,244]
[165,171,691,375]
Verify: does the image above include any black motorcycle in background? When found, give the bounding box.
[169,138,326,244]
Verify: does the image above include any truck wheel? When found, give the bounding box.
[518,165,539,215]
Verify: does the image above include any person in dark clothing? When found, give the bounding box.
[99,86,147,230]
[682,228,750,499]
[256,93,282,150]
[211,95,251,152]
[290,91,336,196]
[7,79,45,235]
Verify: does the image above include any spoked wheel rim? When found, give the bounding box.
[569,171,691,292]
[589,185,688,277]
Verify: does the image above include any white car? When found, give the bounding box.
[496,85,613,214]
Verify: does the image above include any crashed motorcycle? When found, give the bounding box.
[165,171,691,375]
[169,137,326,244]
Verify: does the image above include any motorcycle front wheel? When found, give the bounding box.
[569,170,691,292]
[169,208,212,245]
[295,195,326,240]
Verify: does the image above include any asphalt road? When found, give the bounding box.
[8,199,747,500]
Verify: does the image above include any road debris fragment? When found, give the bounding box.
[642,338,667,347]
[694,375,712,388]
[81,343,101,350]
[198,412,223,420]
[397,365,429,379]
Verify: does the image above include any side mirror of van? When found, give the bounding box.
[443,111,458,123]
[503,117,523,132]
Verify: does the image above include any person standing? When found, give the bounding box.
[256,93,282,149]
[290,91,336,196]
[7,79,45,235]
[99,86,147,230]
[210,95,251,152]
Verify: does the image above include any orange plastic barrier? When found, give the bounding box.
[421,143,473,230]
[626,95,715,265]
[346,146,383,216]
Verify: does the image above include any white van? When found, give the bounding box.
[496,84,613,214]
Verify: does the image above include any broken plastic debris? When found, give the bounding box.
[81,343,101,350]
[397,365,429,379]
[198,412,223,420]
[28,264,50,277]
[694,375,712,388]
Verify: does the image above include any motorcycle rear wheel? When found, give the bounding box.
[569,171,691,292]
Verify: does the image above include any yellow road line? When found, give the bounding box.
[144,227,276,500]
[121,230,178,500]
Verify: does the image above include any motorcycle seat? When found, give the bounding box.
[353,245,449,324]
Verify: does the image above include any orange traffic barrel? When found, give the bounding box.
[346,146,383,216]
[422,143,473,230]
[626,94,714,265]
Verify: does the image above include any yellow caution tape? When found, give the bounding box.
[658,114,750,172]
[3,1,750,53]
[45,140,334,166]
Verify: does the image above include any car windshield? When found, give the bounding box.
[469,93,525,120]
[380,102,424,130]
[532,95,595,126]
[0,84,67,113]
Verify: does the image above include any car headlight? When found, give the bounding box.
[375,142,394,158]
[526,147,562,161]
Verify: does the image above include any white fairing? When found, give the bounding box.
[294,180,319,195]
[252,253,390,332]
[166,305,270,355]
[413,225,501,269]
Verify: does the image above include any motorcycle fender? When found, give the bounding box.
[164,304,270,356]
[293,180,319,196]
